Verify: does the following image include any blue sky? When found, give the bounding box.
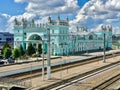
[0,0,27,15]
[0,0,88,16]
[0,0,120,34]
[78,0,89,7]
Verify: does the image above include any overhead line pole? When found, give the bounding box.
[103,33,106,63]
[47,28,51,80]
[42,40,44,80]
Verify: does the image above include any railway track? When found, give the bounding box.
[43,61,120,90]
[0,52,119,89]
[7,53,119,80]
[91,73,120,90]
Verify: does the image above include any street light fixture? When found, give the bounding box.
[101,25,106,63]
[59,42,68,78]
[42,29,55,80]
[71,35,74,55]
[59,43,64,79]
[42,40,45,80]
[103,33,106,63]
[64,43,68,73]
[47,28,51,80]
[30,63,32,87]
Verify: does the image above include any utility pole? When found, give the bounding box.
[47,28,51,80]
[103,33,106,63]
[60,44,62,79]
[101,25,106,63]
[30,63,32,87]
[59,43,63,79]
[42,41,44,80]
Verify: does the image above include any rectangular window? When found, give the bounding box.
[61,30,62,34]
[6,38,11,41]
[52,30,54,34]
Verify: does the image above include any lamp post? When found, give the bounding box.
[72,35,75,54]
[103,33,106,63]
[73,35,75,55]
[30,63,32,87]
[59,42,68,78]
[101,25,106,63]
[42,29,54,80]
[65,43,68,73]
[72,35,76,55]
[59,43,63,79]
[42,40,44,80]
[86,44,88,55]
[47,28,51,80]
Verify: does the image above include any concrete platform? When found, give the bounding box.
[27,51,120,90]
[0,49,119,77]
[0,49,120,90]
[0,49,119,73]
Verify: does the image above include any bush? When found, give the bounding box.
[12,48,20,59]
[3,48,12,59]
[19,44,25,56]
[26,43,36,56]
[1,42,11,55]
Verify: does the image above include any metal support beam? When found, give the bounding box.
[47,28,51,80]
[103,33,106,63]
[42,41,44,80]
[60,45,62,79]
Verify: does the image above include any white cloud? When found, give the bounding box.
[14,0,79,16]
[9,12,36,22]
[1,14,11,18]
[112,26,120,34]
[8,0,79,33]
[0,14,13,32]
[3,0,80,32]
[16,0,119,34]
[91,24,103,32]
[35,16,48,24]
[2,0,120,34]
[70,0,120,32]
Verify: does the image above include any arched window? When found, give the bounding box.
[89,35,93,40]
[29,34,42,40]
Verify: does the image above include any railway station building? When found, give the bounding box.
[13,16,112,56]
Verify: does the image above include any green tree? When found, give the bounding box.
[38,43,42,55]
[3,48,12,59]
[26,43,35,56]
[1,42,11,55]
[12,48,21,59]
[19,44,25,56]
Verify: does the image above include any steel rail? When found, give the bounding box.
[47,62,120,90]
[91,73,120,90]
[7,53,118,80]
[0,53,119,89]
[5,54,119,90]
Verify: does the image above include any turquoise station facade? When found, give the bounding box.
[14,16,112,56]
